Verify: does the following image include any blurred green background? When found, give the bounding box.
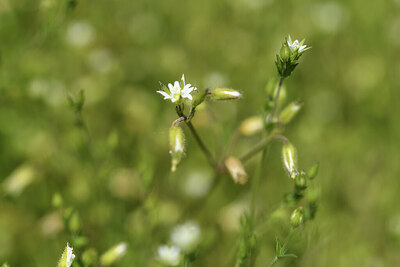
[1,0,400,266]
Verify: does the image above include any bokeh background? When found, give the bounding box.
[1,0,400,266]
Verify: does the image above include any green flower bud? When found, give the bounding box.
[279,101,303,124]
[52,192,63,209]
[68,211,81,233]
[210,88,242,100]
[280,44,290,62]
[225,157,248,184]
[169,125,185,172]
[281,142,298,179]
[295,170,308,190]
[290,207,304,228]
[100,242,127,266]
[308,162,319,180]
[192,89,209,108]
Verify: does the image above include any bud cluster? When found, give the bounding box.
[275,36,310,78]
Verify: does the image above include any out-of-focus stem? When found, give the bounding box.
[239,133,276,163]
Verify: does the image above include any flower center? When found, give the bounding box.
[173,93,180,101]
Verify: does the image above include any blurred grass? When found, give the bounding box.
[1,0,400,266]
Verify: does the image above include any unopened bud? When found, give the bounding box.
[58,243,75,267]
[225,157,248,184]
[295,170,307,190]
[210,88,242,100]
[279,101,303,124]
[192,89,208,108]
[280,44,290,62]
[281,142,298,179]
[290,207,304,228]
[169,125,185,172]
[52,192,63,208]
[68,211,81,233]
[239,116,263,136]
[308,162,319,180]
[100,242,127,266]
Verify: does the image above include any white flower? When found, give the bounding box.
[157,245,181,266]
[287,37,310,53]
[170,221,201,252]
[157,74,197,103]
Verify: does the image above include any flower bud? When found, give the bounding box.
[281,142,298,179]
[239,116,263,136]
[295,170,308,190]
[290,207,304,228]
[52,192,63,208]
[192,89,208,108]
[225,157,248,184]
[100,242,127,266]
[58,243,75,267]
[280,44,290,62]
[169,125,185,172]
[308,162,319,180]
[279,101,303,124]
[210,88,242,100]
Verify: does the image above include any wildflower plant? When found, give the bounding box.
[156,36,320,266]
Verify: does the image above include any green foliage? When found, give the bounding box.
[0,0,398,266]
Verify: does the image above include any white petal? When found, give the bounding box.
[182,93,193,100]
[157,90,172,99]
[168,83,174,91]
[181,86,194,96]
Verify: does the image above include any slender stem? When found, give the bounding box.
[250,148,266,219]
[186,121,217,169]
[267,77,285,122]
[239,133,276,163]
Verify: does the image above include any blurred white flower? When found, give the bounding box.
[3,164,36,197]
[157,245,181,266]
[28,78,66,106]
[183,172,212,198]
[66,21,95,48]
[88,48,115,74]
[170,221,201,252]
[157,74,197,103]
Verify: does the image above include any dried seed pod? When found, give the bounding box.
[225,157,248,184]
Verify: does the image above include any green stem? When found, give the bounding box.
[250,145,268,221]
[267,77,285,122]
[239,133,276,163]
[186,121,217,169]
[267,256,278,267]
